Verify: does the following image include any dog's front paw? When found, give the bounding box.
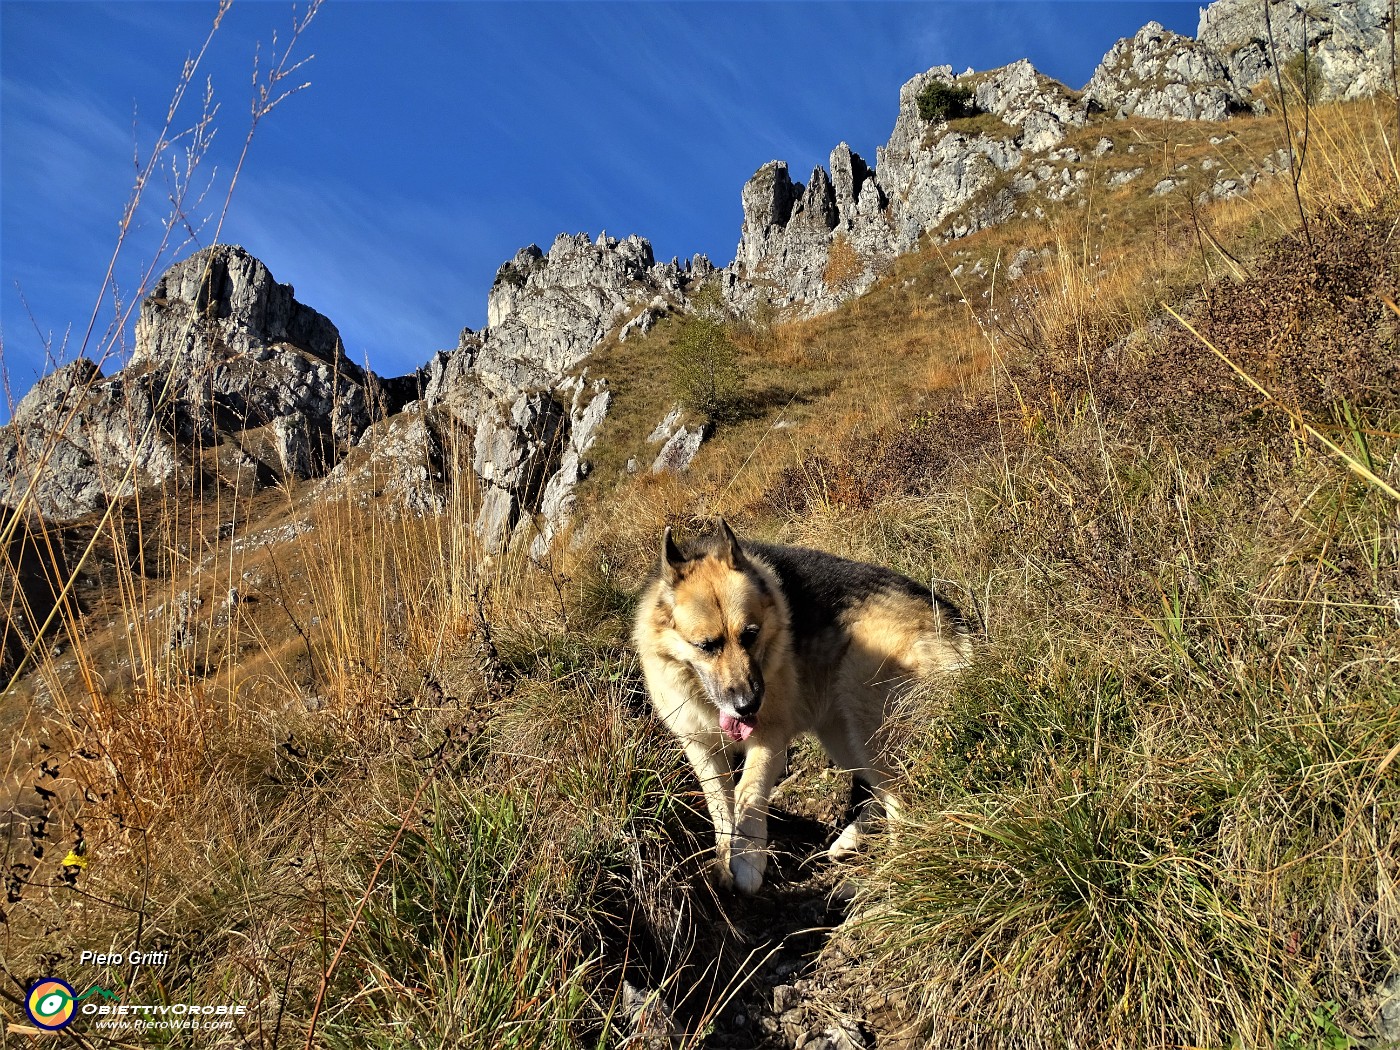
[730,852,764,894]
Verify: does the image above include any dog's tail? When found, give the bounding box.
[913,615,974,674]
[909,586,976,674]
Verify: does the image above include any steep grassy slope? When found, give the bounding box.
[3,98,1398,1049]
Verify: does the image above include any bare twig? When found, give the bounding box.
[1265,2,1314,249]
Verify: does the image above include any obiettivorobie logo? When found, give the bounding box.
[24,979,120,1031]
[23,977,246,1034]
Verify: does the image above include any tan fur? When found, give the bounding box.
[633,521,970,893]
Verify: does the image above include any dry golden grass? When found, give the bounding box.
[762,97,1400,1050]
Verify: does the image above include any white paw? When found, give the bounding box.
[828,822,862,860]
[731,853,764,894]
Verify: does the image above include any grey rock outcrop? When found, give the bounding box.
[646,405,685,445]
[1083,21,1250,121]
[323,232,702,545]
[470,390,567,546]
[1376,973,1400,1046]
[643,403,711,474]
[134,245,380,460]
[619,297,673,342]
[527,376,611,558]
[135,245,342,369]
[0,360,180,520]
[1,245,396,521]
[477,233,677,390]
[1198,0,1392,102]
[730,158,853,311]
[320,402,461,515]
[875,62,1072,248]
[652,424,710,474]
[400,232,706,550]
[967,59,1082,152]
[728,59,1084,314]
[737,161,802,275]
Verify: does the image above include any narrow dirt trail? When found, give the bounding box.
[616,746,917,1050]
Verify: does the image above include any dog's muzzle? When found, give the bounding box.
[728,682,764,718]
[700,669,765,741]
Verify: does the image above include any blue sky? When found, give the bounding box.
[0,1,1200,400]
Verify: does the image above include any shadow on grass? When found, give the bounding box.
[714,381,833,429]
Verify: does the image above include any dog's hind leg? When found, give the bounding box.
[816,715,900,860]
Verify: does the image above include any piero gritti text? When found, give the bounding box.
[79,949,170,967]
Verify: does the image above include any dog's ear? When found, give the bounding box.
[662,526,687,583]
[715,518,749,569]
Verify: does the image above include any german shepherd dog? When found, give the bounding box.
[632,520,971,893]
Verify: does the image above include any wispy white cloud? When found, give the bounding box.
[0,79,150,381]
[0,69,254,378]
[1,78,135,223]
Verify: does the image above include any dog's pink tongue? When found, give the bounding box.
[719,713,756,742]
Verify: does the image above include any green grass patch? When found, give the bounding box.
[324,785,598,1050]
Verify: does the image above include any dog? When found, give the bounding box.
[632,520,971,893]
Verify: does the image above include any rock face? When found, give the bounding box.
[877,61,1084,247]
[134,246,383,462]
[475,234,677,390]
[1198,0,1393,102]
[136,245,342,368]
[645,404,710,475]
[1,246,394,520]
[377,231,707,550]
[1376,973,1400,1046]
[1083,21,1249,121]
[726,59,1086,314]
[0,360,180,520]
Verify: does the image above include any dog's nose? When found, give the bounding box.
[731,684,764,717]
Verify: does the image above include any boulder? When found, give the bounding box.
[652,423,710,474]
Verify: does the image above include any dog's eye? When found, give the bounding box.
[693,637,722,655]
[739,624,761,647]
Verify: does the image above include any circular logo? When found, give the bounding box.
[26,978,77,1031]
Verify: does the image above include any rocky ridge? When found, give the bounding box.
[1,237,710,561]
[723,0,1393,315]
[362,231,710,553]
[3,0,1391,552]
